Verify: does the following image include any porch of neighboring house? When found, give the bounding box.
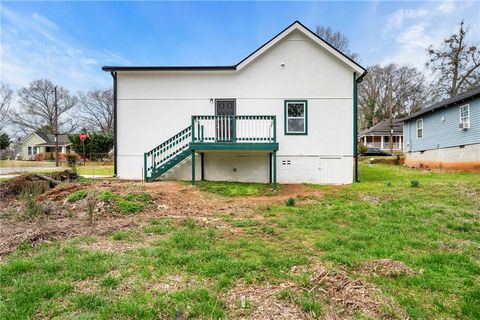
[144,115,279,189]
[31,145,71,161]
[360,135,403,151]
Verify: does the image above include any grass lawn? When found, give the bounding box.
[0,163,479,319]
[0,160,113,176]
[75,164,114,176]
[0,160,58,168]
[194,180,278,197]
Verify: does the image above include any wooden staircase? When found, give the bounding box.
[144,115,279,185]
[144,126,192,182]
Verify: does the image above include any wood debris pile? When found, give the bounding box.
[307,265,407,319]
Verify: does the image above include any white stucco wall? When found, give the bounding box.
[116,30,356,184]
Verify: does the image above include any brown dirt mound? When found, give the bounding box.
[0,170,77,200]
[357,259,415,278]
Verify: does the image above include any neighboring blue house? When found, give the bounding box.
[402,87,480,171]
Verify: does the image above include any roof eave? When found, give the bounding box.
[102,66,236,72]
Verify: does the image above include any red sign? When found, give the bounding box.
[79,132,87,141]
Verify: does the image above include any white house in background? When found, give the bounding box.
[358,119,403,151]
[102,21,366,188]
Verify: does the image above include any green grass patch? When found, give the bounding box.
[67,190,89,203]
[195,180,276,197]
[98,191,153,214]
[112,230,131,241]
[116,200,144,214]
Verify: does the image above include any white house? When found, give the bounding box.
[358,119,403,151]
[102,21,366,188]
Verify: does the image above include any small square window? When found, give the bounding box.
[285,100,307,135]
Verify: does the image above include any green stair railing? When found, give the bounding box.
[144,126,192,181]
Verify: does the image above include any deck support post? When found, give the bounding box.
[191,150,196,186]
[143,152,148,182]
[269,153,273,183]
[272,150,277,191]
[201,153,205,181]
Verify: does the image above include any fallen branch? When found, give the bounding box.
[33,174,60,188]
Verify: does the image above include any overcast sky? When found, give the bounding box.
[1,1,479,93]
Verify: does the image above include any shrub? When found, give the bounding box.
[358,143,367,155]
[20,184,46,217]
[67,190,89,203]
[286,197,296,207]
[66,154,78,173]
[410,180,420,188]
[68,132,114,161]
[386,181,392,187]
[24,195,44,217]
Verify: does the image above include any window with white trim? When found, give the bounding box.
[28,146,32,155]
[416,118,423,138]
[460,105,470,127]
[285,100,307,135]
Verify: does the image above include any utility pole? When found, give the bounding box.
[54,86,59,167]
[387,80,394,154]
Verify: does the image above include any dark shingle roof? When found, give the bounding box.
[358,119,403,137]
[402,87,480,121]
[35,132,71,146]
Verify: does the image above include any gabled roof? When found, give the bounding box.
[22,132,71,146]
[358,119,403,137]
[402,87,480,121]
[102,21,366,75]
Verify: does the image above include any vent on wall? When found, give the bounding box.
[281,160,291,165]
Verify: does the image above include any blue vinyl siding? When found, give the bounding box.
[404,97,480,152]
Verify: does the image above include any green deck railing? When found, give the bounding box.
[192,115,276,144]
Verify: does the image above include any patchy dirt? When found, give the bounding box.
[77,237,145,253]
[291,264,407,319]
[150,274,212,293]
[0,179,325,259]
[310,265,407,319]
[357,259,415,278]
[225,282,310,320]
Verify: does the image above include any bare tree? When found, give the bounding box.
[316,25,359,61]
[9,79,78,135]
[0,83,13,130]
[427,20,480,98]
[359,64,429,151]
[78,89,114,133]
